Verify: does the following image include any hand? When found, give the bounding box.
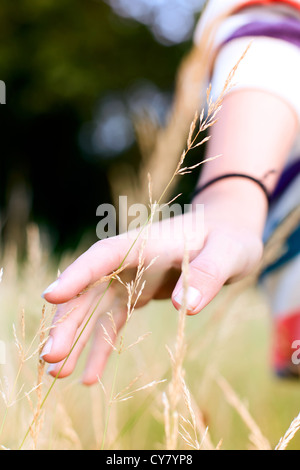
[41,199,264,385]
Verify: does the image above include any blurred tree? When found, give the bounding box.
[0,0,197,254]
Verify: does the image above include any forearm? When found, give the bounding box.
[193,89,298,237]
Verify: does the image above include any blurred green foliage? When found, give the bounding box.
[0,0,193,252]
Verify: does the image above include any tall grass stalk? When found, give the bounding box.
[275,412,300,450]
[0,304,52,446]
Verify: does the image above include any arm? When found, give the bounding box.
[171,88,298,313]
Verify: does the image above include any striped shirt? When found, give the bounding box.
[194,0,300,279]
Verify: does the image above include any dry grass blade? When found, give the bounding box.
[114,379,166,404]
[215,439,223,450]
[163,242,214,450]
[187,110,199,148]
[13,324,24,362]
[52,402,83,450]
[106,311,117,336]
[112,374,143,402]
[173,43,251,179]
[27,305,47,449]
[76,264,130,297]
[215,372,271,450]
[97,376,107,398]
[163,245,189,450]
[0,378,9,407]
[162,392,171,447]
[168,248,189,410]
[101,324,118,352]
[180,375,214,450]
[122,331,152,353]
[176,154,221,176]
[163,244,193,450]
[275,412,300,450]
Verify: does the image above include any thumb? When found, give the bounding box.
[171,230,259,315]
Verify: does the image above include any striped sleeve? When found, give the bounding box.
[194,0,300,123]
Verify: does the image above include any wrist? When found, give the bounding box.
[192,177,269,237]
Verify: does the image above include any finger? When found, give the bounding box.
[81,309,127,386]
[172,230,261,315]
[42,237,137,304]
[42,286,113,364]
[46,300,104,379]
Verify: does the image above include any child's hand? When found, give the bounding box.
[41,188,264,385]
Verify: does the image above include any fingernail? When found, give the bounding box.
[40,336,53,359]
[47,364,56,375]
[42,279,60,298]
[173,286,202,312]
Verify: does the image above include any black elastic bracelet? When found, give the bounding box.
[190,173,271,204]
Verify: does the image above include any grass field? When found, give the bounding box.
[1,224,300,450]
